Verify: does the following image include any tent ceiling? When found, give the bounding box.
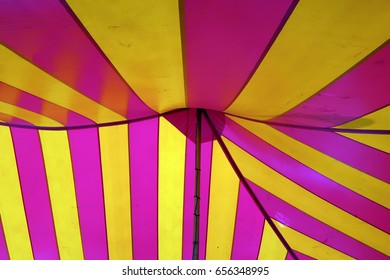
[0,0,389,260]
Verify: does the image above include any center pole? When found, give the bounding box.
[192,109,202,260]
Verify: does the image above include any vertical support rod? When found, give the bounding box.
[192,109,202,260]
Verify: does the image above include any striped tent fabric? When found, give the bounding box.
[0,0,389,260]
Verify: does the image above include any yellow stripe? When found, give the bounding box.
[338,133,390,154]
[337,105,390,130]
[223,137,390,256]
[0,44,125,124]
[229,116,390,209]
[158,117,186,260]
[0,127,33,259]
[39,130,84,259]
[274,220,354,260]
[258,222,287,260]
[0,101,62,126]
[206,141,240,260]
[67,0,185,113]
[226,0,390,119]
[99,125,132,260]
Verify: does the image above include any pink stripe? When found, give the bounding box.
[273,42,390,127]
[246,180,389,260]
[66,111,96,127]
[129,118,159,260]
[199,119,214,260]
[164,110,195,141]
[0,217,9,260]
[219,115,390,234]
[274,126,390,183]
[0,0,154,121]
[182,138,195,260]
[185,0,294,110]
[198,142,213,260]
[231,183,264,260]
[68,128,108,259]
[11,127,59,260]
[17,92,42,114]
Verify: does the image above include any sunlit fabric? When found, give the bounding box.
[0,0,389,260]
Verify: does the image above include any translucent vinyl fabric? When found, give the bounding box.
[0,0,389,260]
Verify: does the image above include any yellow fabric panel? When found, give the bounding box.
[274,220,354,260]
[226,0,390,119]
[0,127,33,260]
[338,133,390,154]
[158,117,186,260]
[67,0,186,113]
[337,105,390,130]
[0,101,62,126]
[223,137,390,257]
[206,141,240,260]
[39,130,84,259]
[258,222,287,260]
[229,116,390,209]
[0,44,125,124]
[99,125,133,260]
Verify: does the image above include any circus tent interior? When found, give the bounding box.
[0,0,390,260]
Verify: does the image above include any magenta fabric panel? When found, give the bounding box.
[129,118,159,260]
[231,183,264,260]
[164,110,196,141]
[11,127,59,260]
[199,120,214,260]
[0,0,155,121]
[275,126,390,184]
[15,91,42,115]
[68,128,108,260]
[182,138,195,260]
[184,0,294,110]
[246,180,389,260]
[66,112,96,127]
[272,42,390,127]
[198,140,213,260]
[220,116,390,234]
[0,218,9,260]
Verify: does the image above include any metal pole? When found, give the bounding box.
[192,109,202,260]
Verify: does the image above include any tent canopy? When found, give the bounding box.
[0,0,390,260]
